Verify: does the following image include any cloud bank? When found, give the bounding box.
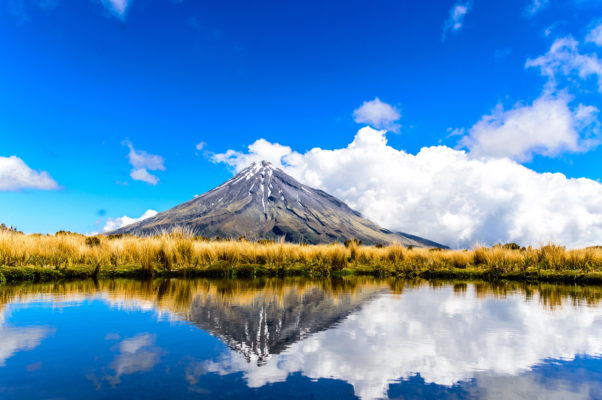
[213,26,602,249]
[102,209,158,233]
[212,126,602,248]
[0,156,59,191]
[461,93,598,161]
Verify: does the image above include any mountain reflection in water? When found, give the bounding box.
[1,278,602,399]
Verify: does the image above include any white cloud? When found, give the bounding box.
[0,156,59,191]
[442,1,471,40]
[211,139,296,173]
[586,22,602,46]
[124,142,165,185]
[523,0,550,18]
[126,142,165,170]
[526,36,602,92]
[352,98,401,133]
[213,126,602,248]
[195,141,206,151]
[460,93,598,161]
[102,209,158,233]
[130,168,159,185]
[202,285,602,400]
[100,0,131,18]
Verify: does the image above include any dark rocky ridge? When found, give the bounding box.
[111,161,445,247]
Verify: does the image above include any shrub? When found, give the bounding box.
[0,223,21,234]
[55,230,83,237]
[344,239,362,248]
[85,236,102,247]
[493,242,526,251]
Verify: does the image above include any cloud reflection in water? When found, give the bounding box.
[198,285,602,399]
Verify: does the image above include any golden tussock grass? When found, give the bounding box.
[1,230,602,282]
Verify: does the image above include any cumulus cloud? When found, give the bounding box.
[201,285,602,399]
[523,0,550,18]
[195,141,206,151]
[100,0,130,18]
[211,139,296,173]
[586,22,602,46]
[212,126,602,248]
[0,156,59,191]
[352,98,401,133]
[102,209,158,233]
[124,142,165,185]
[442,1,471,40]
[460,94,599,161]
[526,36,602,92]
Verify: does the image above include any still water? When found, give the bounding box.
[1,278,602,399]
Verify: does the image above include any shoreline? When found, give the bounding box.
[2,264,602,285]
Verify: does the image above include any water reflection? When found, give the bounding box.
[106,333,162,386]
[0,325,51,367]
[1,278,602,399]
[200,284,602,399]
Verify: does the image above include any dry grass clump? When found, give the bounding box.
[1,230,602,281]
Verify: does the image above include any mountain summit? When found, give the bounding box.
[111,161,444,247]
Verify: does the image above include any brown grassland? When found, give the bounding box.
[1,230,602,284]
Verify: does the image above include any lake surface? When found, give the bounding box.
[1,278,602,400]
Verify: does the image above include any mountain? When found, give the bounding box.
[111,161,445,247]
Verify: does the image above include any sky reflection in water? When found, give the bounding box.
[1,278,602,400]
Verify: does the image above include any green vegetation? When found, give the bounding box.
[1,230,602,283]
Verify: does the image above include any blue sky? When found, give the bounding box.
[1,0,602,247]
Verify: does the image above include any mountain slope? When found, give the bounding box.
[111,161,445,247]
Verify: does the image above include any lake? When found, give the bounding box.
[1,278,602,399]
